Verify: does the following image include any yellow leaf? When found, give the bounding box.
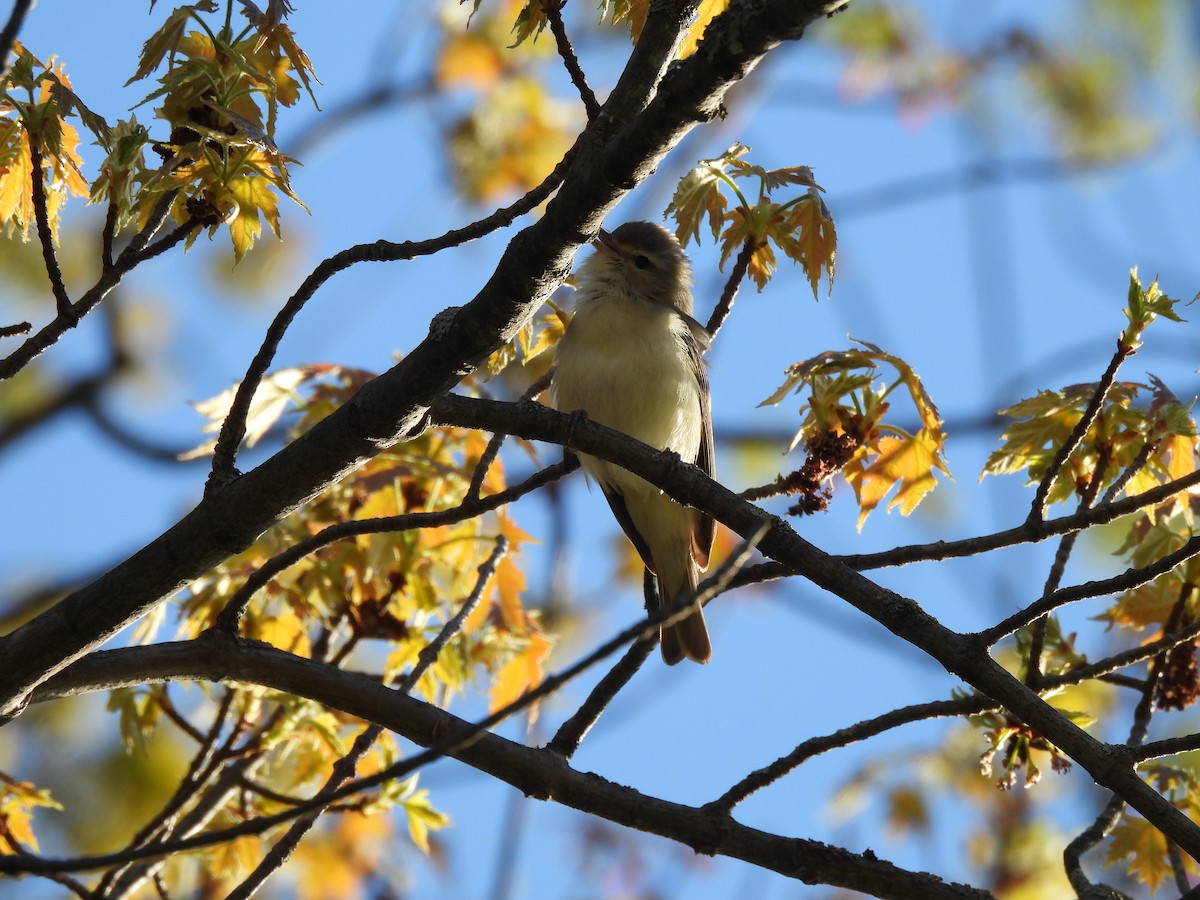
[678,0,730,58]
[495,555,528,632]
[257,610,310,655]
[0,127,33,237]
[849,433,947,530]
[449,76,576,203]
[402,785,451,854]
[489,631,552,715]
[226,172,282,262]
[786,190,837,298]
[437,33,505,88]
[606,0,650,43]
[0,775,61,852]
[1104,815,1170,893]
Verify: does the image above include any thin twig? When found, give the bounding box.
[978,533,1200,646]
[100,192,119,270]
[116,190,178,266]
[0,321,31,338]
[131,212,220,265]
[705,238,755,338]
[1026,446,1109,689]
[833,464,1200,572]
[1027,342,1132,523]
[1063,583,1188,897]
[545,0,601,119]
[711,696,991,812]
[546,632,657,758]
[21,529,768,878]
[95,690,239,896]
[0,0,34,81]
[29,144,73,317]
[548,526,768,758]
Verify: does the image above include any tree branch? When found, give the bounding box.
[546,0,601,120]
[29,144,73,317]
[24,635,990,900]
[0,0,33,80]
[705,237,755,337]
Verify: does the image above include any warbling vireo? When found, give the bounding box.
[553,221,715,665]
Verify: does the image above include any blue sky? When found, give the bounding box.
[5,1,1200,897]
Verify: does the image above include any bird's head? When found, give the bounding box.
[584,221,694,315]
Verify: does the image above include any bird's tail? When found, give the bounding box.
[658,564,711,666]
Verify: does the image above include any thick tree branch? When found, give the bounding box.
[25,636,990,900]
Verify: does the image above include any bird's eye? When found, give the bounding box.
[633,255,652,270]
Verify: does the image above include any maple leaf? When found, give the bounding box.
[666,157,730,245]
[1123,267,1184,350]
[224,170,281,260]
[678,0,731,59]
[846,432,947,530]
[761,342,948,527]
[0,774,61,853]
[488,631,552,717]
[603,0,650,43]
[398,778,451,854]
[127,1,220,85]
[783,189,837,298]
[1104,815,1170,893]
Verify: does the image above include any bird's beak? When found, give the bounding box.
[593,228,620,258]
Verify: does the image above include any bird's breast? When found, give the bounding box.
[554,294,703,473]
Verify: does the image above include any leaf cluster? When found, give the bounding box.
[667,142,837,296]
[0,44,89,239]
[760,338,948,528]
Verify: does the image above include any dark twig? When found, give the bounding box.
[116,190,178,266]
[978,534,1200,646]
[30,530,767,880]
[1027,342,1131,523]
[101,193,119,270]
[1026,446,1109,689]
[130,212,220,266]
[834,464,1200,573]
[705,238,755,338]
[0,836,90,898]
[224,538,509,900]
[94,690,239,896]
[205,135,581,494]
[545,0,601,119]
[546,632,657,758]
[712,696,991,812]
[29,144,73,317]
[0,0,33,80]
[0,321,31,338]
[213,457,576,631]
[21,634,986,900]
[543,525,768,759]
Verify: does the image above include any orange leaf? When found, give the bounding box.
[437,33,505,88]
[488,631,552,717]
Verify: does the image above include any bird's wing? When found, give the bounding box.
[599,485,657,575]
[683,323,715,569]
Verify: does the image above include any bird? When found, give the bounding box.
[552,220,715,665]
